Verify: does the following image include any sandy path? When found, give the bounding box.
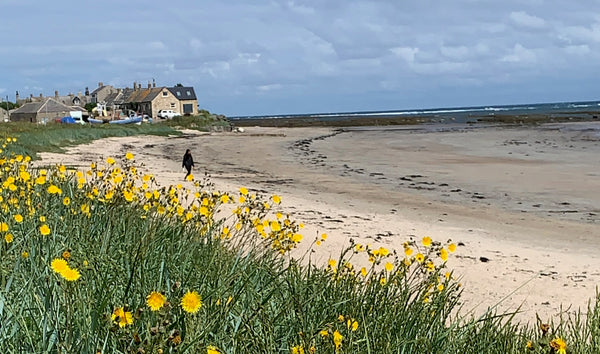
[37,122,600,323]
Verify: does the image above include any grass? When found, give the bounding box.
[0,113,230,159]
[0,128,597,353]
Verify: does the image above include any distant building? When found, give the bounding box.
[10,98,79,123]
[0,107,8,122]
[167,86,198,115]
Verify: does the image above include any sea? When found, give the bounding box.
[229,100,600,127]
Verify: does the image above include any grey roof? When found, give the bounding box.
[167,86,197,101]
[12,98,73,114]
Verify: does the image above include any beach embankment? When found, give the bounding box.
[37,121,600,323]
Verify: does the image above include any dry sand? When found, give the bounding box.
[37,122,600,323]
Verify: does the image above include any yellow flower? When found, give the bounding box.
[291,345,305,354]
[380,277,387,285]
[422,236,432,247]
[550,337,567,354]
[440,248,448,262]
[106,157,115,165]
[147,291,166,311]
[333,330,343,350]
[112,307,133,327]
[0,222,7,232]
[207,346,220,354]
[125,152,134,160]
[220,194,229,203]
[448,243,457,253]
[181,290,202,313]
[320,329,329,337]
[51,258,68,274]
[360,267,367,277]
[239,187,248,195]
[404,247,413,256]
[437,284,444,292]
[384,262,393,272]
[61,267,81,281]
[270,221,281,232]
[47,185,62,195]
[21,251,29,259]
[39,224,51,236]
[415,253,424,263]
[62,250,71,259]
[63,197,71,206]
[14,214,23,223]
[272,195,281,204]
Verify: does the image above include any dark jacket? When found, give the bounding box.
[182,152,194,169]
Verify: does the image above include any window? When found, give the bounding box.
[176,92,181,97]
[162,91,168,97]
[183,104,193,113]
[186,91,191,96]
[170,103,175,108]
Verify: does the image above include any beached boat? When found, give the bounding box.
[108,116,143,124]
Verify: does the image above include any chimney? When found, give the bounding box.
[98,82,103,87]
[152,78,156,88]
[85,87,89,96]
[55,90,59,98]
[39,93,43,98]
[78,91,82,98]
[148,81,151,89]
[138,83,141,90]
[15,91,19,102]
[133,81,137,91]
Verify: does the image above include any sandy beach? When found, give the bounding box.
[37,122,600,323]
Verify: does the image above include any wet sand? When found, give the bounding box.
[37,122,600,323]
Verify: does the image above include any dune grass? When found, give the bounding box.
[0,132,598,353]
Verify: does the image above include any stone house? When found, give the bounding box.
[90,82,118,104]
[167,86,198,115]
[10,98,76,123]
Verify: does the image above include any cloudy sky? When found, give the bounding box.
[1,0,599,116]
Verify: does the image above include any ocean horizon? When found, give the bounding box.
[229,99,600,126]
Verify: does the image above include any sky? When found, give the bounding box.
[1,0,600,116]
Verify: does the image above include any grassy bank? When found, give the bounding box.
[0,133,598,352]
[0,113,230,159]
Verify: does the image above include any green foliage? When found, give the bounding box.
[0,101,18,111]
[84,102,97,112]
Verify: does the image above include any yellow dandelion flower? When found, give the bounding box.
[351,320,359,331]
[181,290,202,314]
[271,220,281,232]
[125,152,134,160]
[272,195,281,204]
[291,345,304,354]
[39,216,46,222]
[320,329,329,337]
[21,251,29,258]
[328,259,337,268]
[147,291,166,311]
[333,330,343,350]
[448,243,457,253]
[62,250,71,259]
[440,248,448,262]
[384,262,394,272]
[338,314,345,322]
[422,236,432,247]
[47,185,62,195]
[39,224,51,236]
[5,233,13,243]
[550,337,567,354]
[63,197,71,206]
[207,346,220,354]
[426,261,435,272]
[321,233,327,240]
[415,253,424,263]
[360,267,367,277]
[437,283,444,292]
[0,222,8,232]
[112,307,133,327]
[51,258,69,274]
[220,194,229,203]
[380,277,387,285]
[292,233,303,243]
[61,267,81,281]
[106,157,115,165]
[404,247,413,256]
[239,187,248,195]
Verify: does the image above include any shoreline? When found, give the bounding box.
[36,122,600,323]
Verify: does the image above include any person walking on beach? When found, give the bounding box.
[182,149,194,180]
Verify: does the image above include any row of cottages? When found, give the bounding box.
[92,82,198,118]
[10,98,87,123]
[15,89,92,107]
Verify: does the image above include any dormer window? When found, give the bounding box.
[162,91,168,97]
[177,92,181,97]
[186,91,191,96]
